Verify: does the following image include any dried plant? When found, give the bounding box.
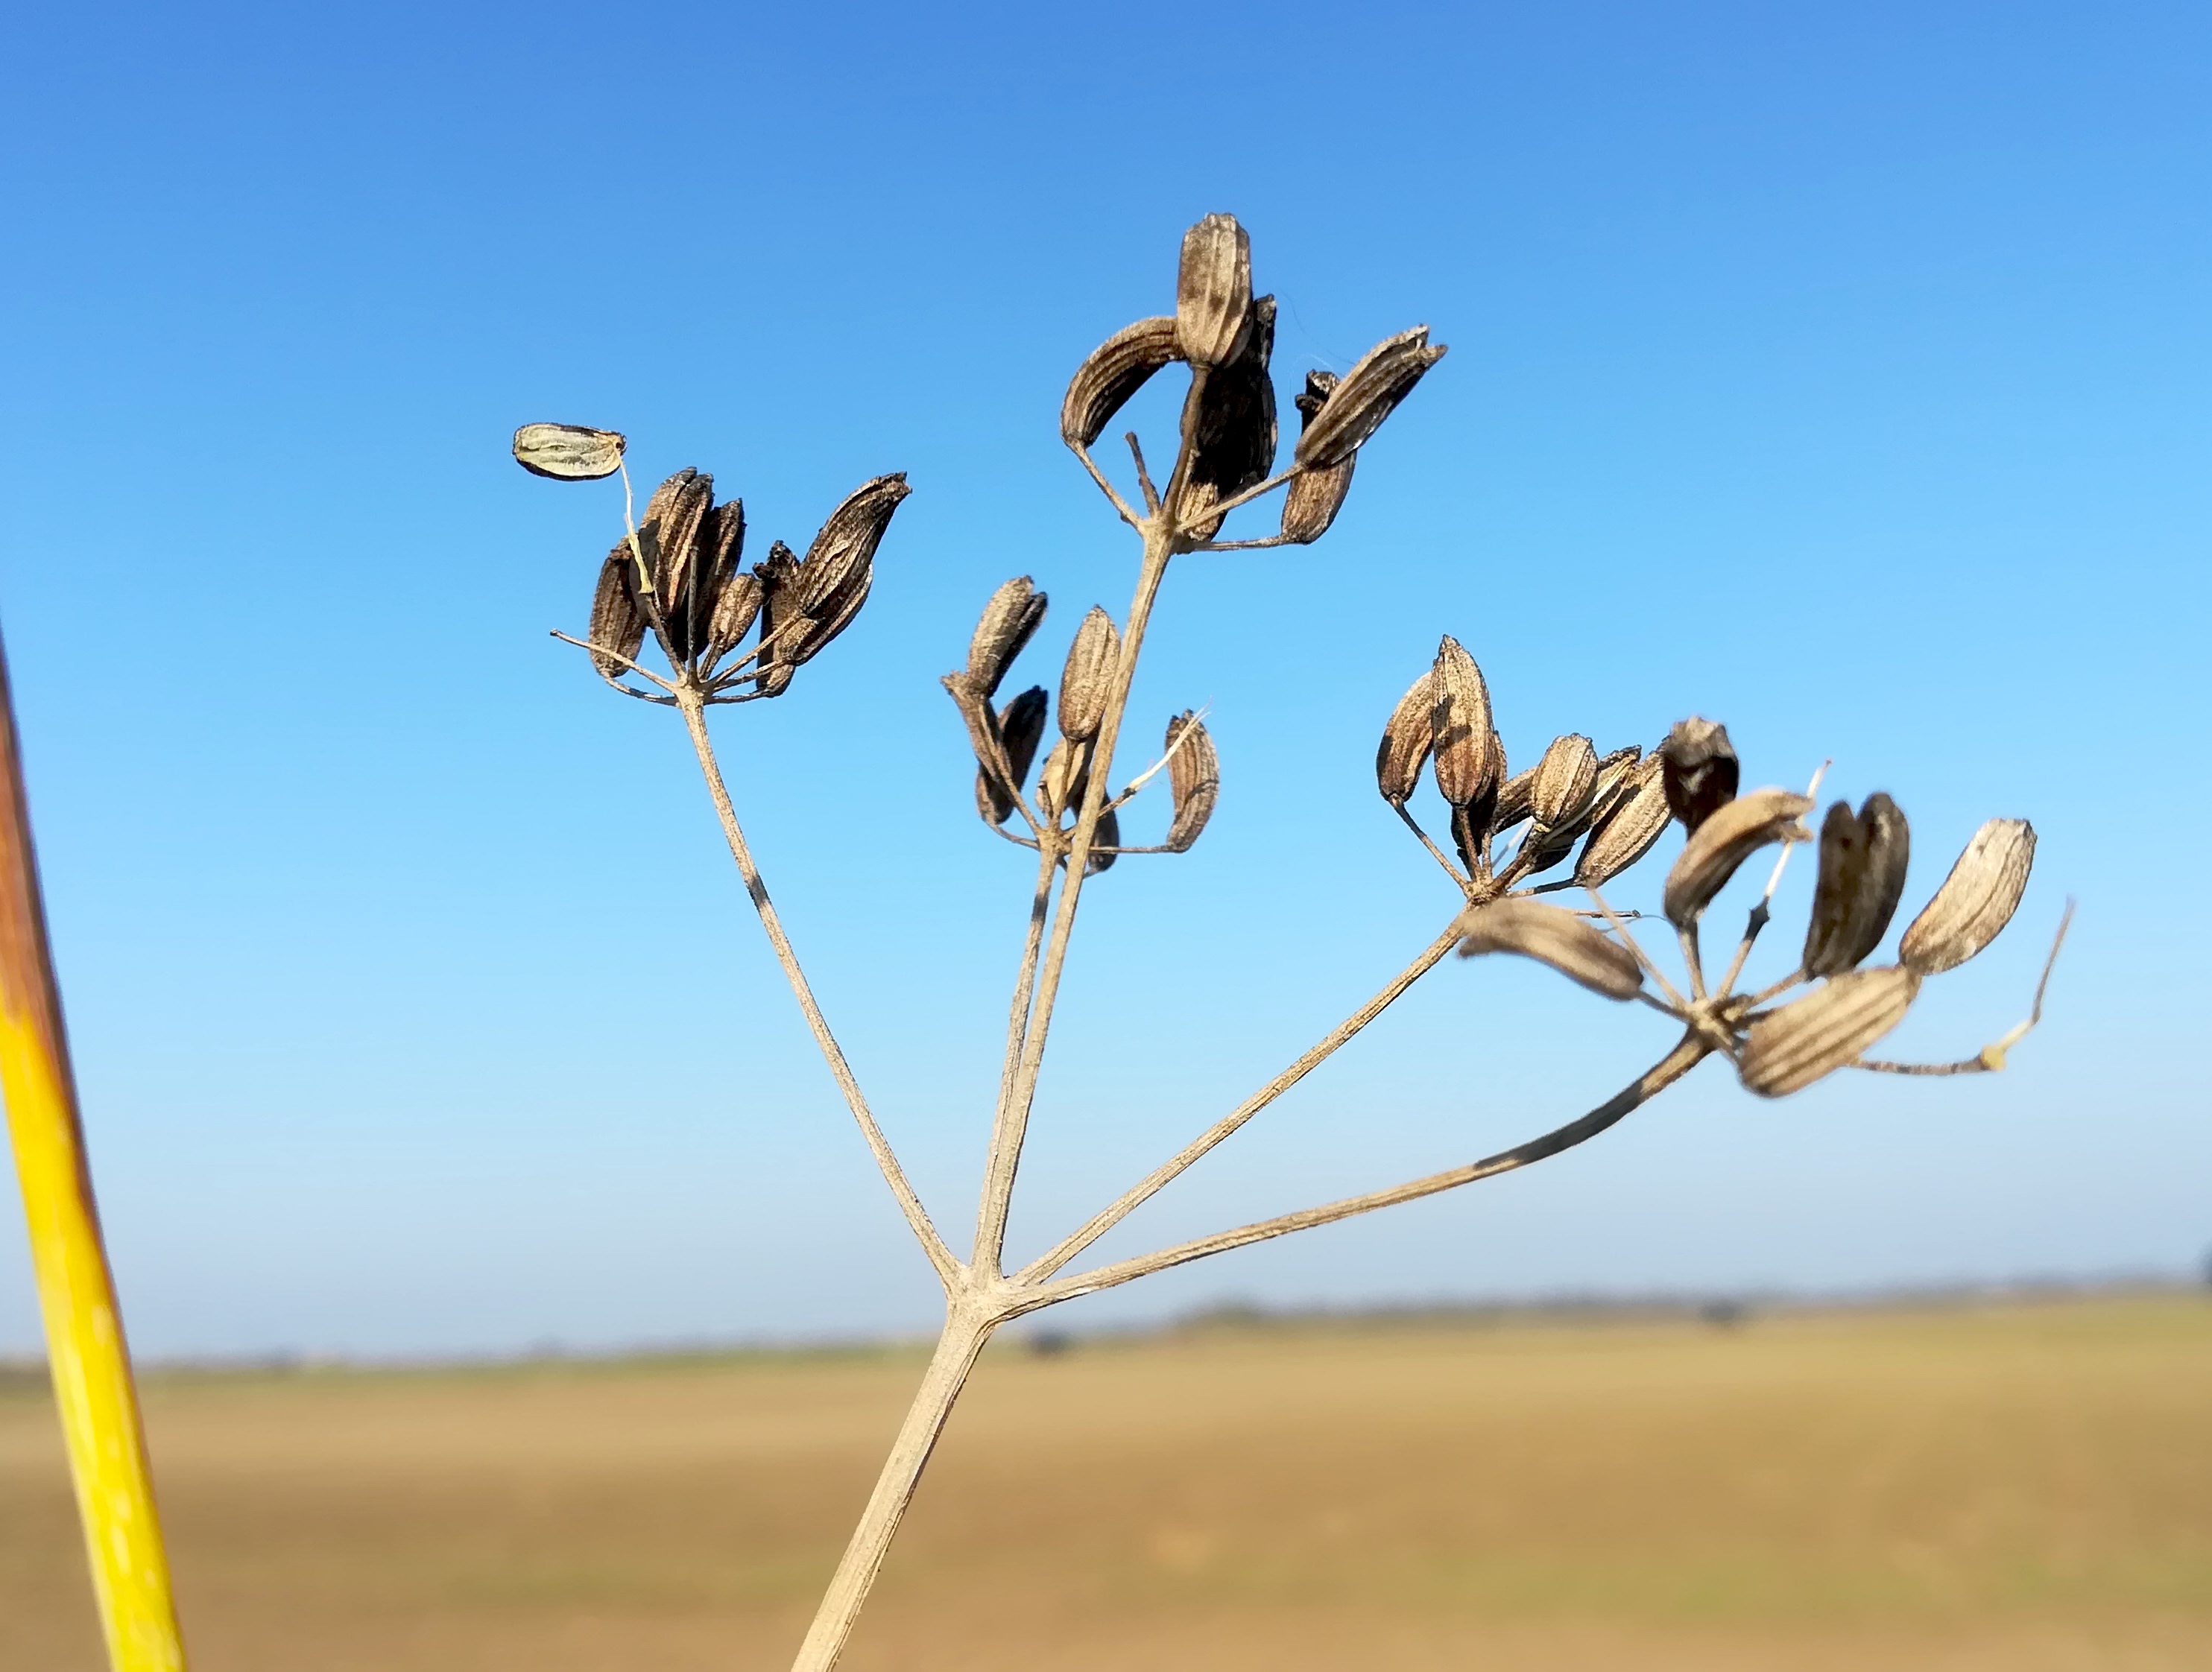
[515,215,2067,1671]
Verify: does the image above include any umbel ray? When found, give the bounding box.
[515,212,2067,1672]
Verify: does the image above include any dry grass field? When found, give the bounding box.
[4,1293,2210,1671]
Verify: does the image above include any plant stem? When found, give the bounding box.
[677,689,958,1286]
[789,1302,998,1672]
[985,845,1058,1190]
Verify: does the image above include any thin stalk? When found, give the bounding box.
[0,633,188,1672]
[1040,1033,1713,1304]
[987,845,1058,1174]
[677,690,958,1286]
[788,1304,998,1672]
[1020,923,1463,1284]
[972,527,1175,1273]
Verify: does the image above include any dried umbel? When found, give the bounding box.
[1456,899,1643,1000]
[1660,718,1739,834]
[1662,788,1814,928]
[1802,794,1911,978]
[1740,966,1922,1097]
[1900,819,2036,975]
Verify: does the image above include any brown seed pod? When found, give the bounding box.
[586,547,647,680]
[1292,326,1449,472]
[1374,671,1435,806]
[1175,213,1253,370]
[1491,764,1537,833]
[1057,607,1122,742]
[513,422,626,481]
[1282,371,1355,543]
[968,577,1049,698]
[975,685,1049,826]
[1036,738,1090,822]
[705,570,762,667]
[1178,296,1277,539]
[1661,788,1814,928]
[1739,965,1922,1098]
[689,497,746,660]
[1429,636,1495,809]
[1529,735,1600,831]
[1575,753,1672,887]
[1802,794,1912,978]
[1898,819,2036,975]
[1163,712,1220,853]
[787,566,872,666]
[1659,717,1739,833]
[797,474,910,616]
[751,541,803,694]
[1061,317,1183,449]
[1455,899,1645,1001]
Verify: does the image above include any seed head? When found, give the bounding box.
[1163,712,1220,853]
[513,422,626,481]
[1455,899,1644,1001]
[1660,718,1739,834]
[1661,788,1813,928]
[1058,607,1122,743]
[1292,327,1448,472]
[1061,317,1182,449]
[1802,794,1912,978]
[968,577,1049,698]
[1429,636,1496,809]
[1898,819,2036,975]
[1739,965,1921,1098]
[1175,213,1254,370]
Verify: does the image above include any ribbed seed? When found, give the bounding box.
[1282,372,1354,542]
[1060,317,1182,449]
[1802,794,1912,978]
[1058,607,1121,742]
[1660,717,1739,833]
[692,498,747,662]
[1429,636,1495,808]
[1898,819,2036,975]
[1374,671,1435,805]
[1661,788,1814,928]
[797,474,910,616]
[1455,899,1645,1001]
[975,685,1049,826]
[1292,327,1449,472]
[706,570,762,667]
[968,577,1049,698]
[1163,712,1220,853]
[1175,213,1253,370]
[1529,735,1599,830]
[513,422,626,481]
[587,548,647,679]
[1575,753,1672,887]
[1739,966,1921,1098]
[751,541,803,695]
[1037,738,1090,821]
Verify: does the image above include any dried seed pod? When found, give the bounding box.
[1661,788,1814,928]
[1491,764,1537,832]
[1061,317,1183,449]
[1282,372,1355,543]
[1585,747,1643,819]
[1179,296,1277,539]
[1036,737,1090,821]
[751,541,803,694]
[1429,636,1496,808]
[1087,807,1121,875]
[1660,718,1739,833]
[797,473,909,616]
[1739,965,1922,1098]
[689,497,746,659]
[586,547,647,680]
[642,471,715,663]
[1163,712,1220,853]
[705,570,762,666]
[967,577,1049,698]
[1292,326,1449,472]
[787,566,871,666]
[1058,607,1121,743]
[513,422,626,481]
[1175,213,1253,370]
[1898,819,2036,975]
[1802,794,1912,978]
[1576,753,1672,887]
[1374,671,1435,806]
[1455,899,1645,1001]
[975,687,1049,826]
[1529,735,1600,831]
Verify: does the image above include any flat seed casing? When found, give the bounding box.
[1576,753,1672,887]
[1429,636,1495,808]
[1060,317,1181,449]
[1163,712,1220,852]
[1899,818,2036,975]
[513,422,626,481]
[968,577,1049,697]
[1661,788,1814,928]
[1175,213,1254,369]
[1292,326,1448,472]
[1058,607,1122,743]
[1455,899,1644,1001]
[1660,717,1739,833]
[1802,794,1912,977]
[1374,671,1435,805]
[1529,735,1600,830]
[587,548,647,680]
[1740,965,1921,1097]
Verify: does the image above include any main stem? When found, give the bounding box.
[789,1302,998,1672]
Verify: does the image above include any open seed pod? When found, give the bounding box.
[1660,718,1739,833]
[1061,317,1181,449]
[514,422,625,481]
[1898,819,2035,975]
[1661,788,1814,928]
[968,577,1049,698]
[1162,712,1219,853]
[1374,671,1435,806]
[1802,794,1912,977]
[1739,966,1921,1097]
[1455,899,1644,1001]
[1175,213,1253,369]
[1058,607,1121,743]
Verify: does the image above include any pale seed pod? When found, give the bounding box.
[1529,735,1600,831]
[705,570,762,666]
[586,547,647,680]
[1454,899,1645,1001]
[1575,753,1672,887]
[1087,807,1121,875]
[1802,794,1912,978]
[1282,371,1354,543]
[797,474,909,615]
[1292,327,1449,472]
[1175,213,1253,370]
[975,686,1049,826]
[1898,819,2036,975]
[1058,607,1121,742]
[1660,718,1739,833]
[968,577,1049,698]
[1661,788,1814,928]
[1374,671,1435,805]
[1429,636,1495,808]
[513,422,626,481]
[1739,965,1922,1098]
[1163,712,1219,853]
[1036,738,1090,821]
[1061,317,1182,449]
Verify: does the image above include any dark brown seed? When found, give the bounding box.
[1058,607,1121,742]
[751,541,803,693]
[1177,295,1277,539]
[1660,718,1739,833]
[1492,764,1537,833]
[1429,636,1495,808]
[1292,328,1448,472]
[587,547,647,680]
[967,577,1049,698]
[1282,371,1355,542]
[975,685,1048,826]
[1061,317,1183,449]
[1163,712,1220,852]
[1087,807,1121,874]
[1739,965,1921,1098]
[1661,788,1814,928]
[513,423,625,481]
[1575,753,1672,887]
[1898,819,2035,975]
[1455,899,1645,1001]
[692,497,746,659]
[1802,794,1912,978]
[706,570,762,667]
[1374,671,1435,806]
[1175,213,1253,370]
[797,473,909,616]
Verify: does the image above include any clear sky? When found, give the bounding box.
[1,1,2205,1358]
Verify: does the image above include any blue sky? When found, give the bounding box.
[1,1,2205,1358]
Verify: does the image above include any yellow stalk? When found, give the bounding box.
[0,636,187,1672]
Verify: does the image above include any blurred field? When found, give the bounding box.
[4,1293,2210,1671]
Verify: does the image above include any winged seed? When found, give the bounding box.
[513,422,626,481]
[1661,788,1814,928]
[1739,966,1921,1098]
[1898,819,2035,975]
[1455,899,1644,1001]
